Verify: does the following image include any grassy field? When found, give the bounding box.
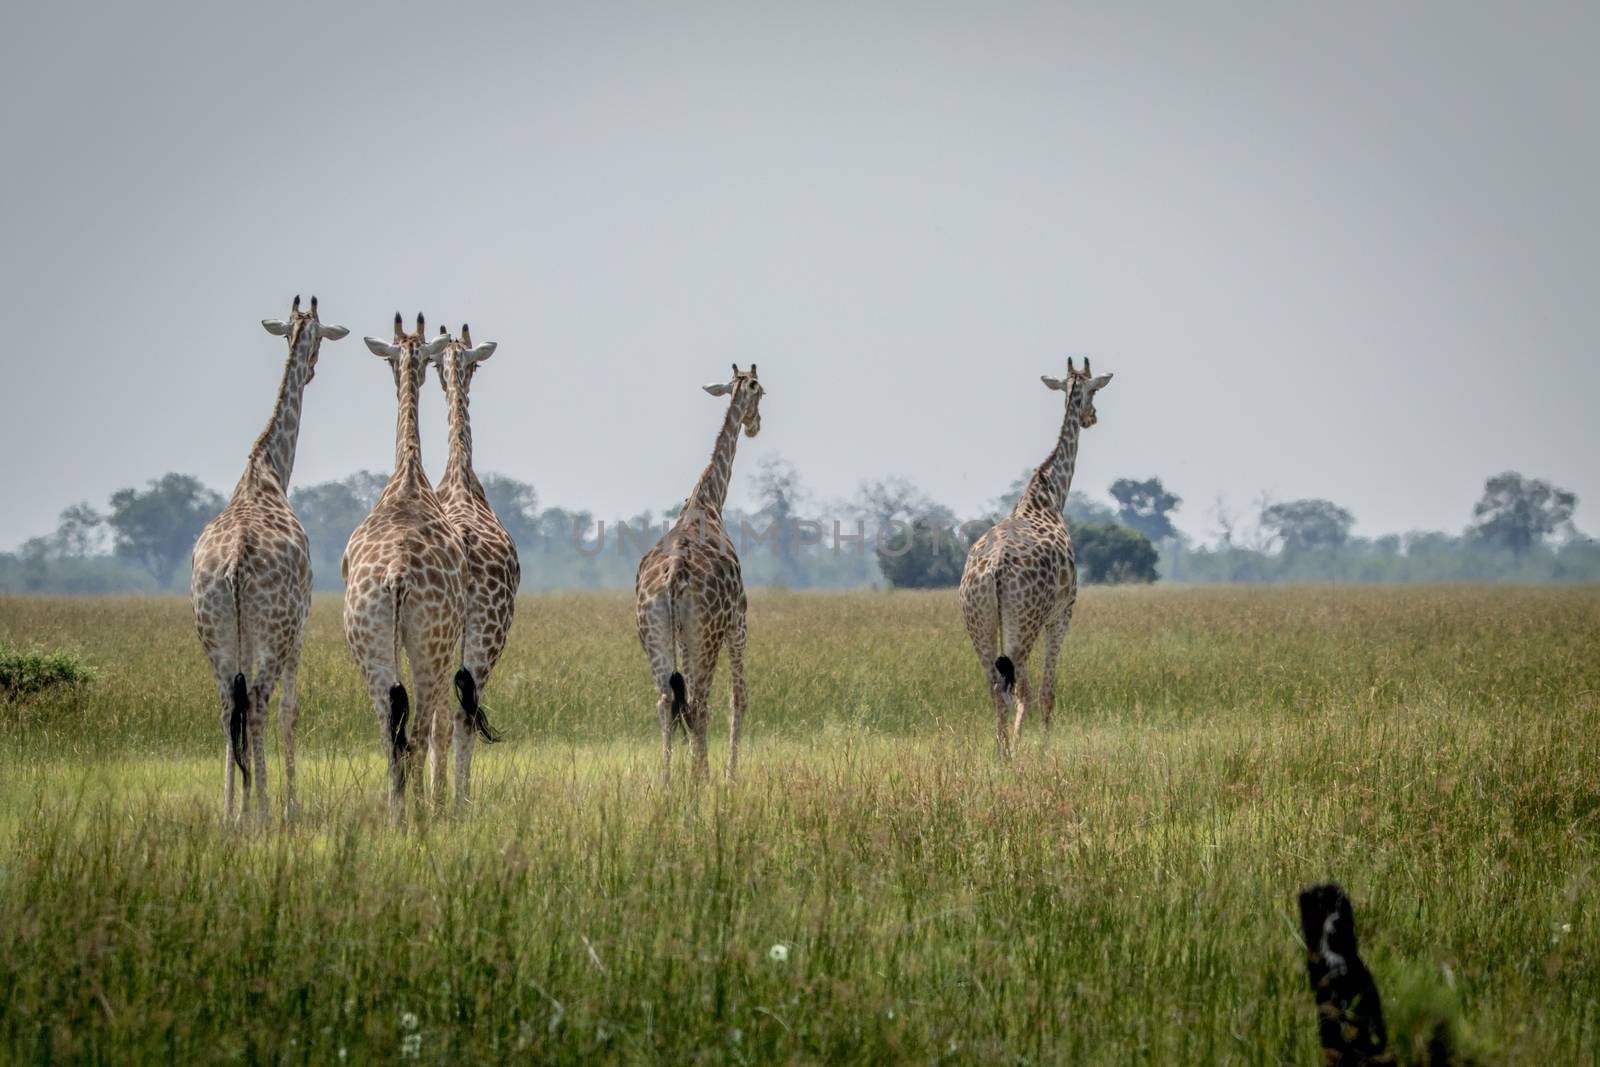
[1,587,1597,1064]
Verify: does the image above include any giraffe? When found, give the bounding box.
[958,357,1113,758]
[635,364,765,781]
[428,323,514,803]
[344,312,475,818]
[192,295,349,823]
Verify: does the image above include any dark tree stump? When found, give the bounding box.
[1299,882,1394,1066]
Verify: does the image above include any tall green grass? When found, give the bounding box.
[1,588,1597,1063]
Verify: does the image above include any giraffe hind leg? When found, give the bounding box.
[961,571,1012,759]
[726,618,748,779]
[684,637,722,781]
[638,594,679,784]
[1038,599,1075,732]
[451,667,478,812]
[279,654,301,820]
[1001,608,1045,751]
[248,655,285,827]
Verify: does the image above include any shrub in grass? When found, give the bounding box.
[0,644,94,699]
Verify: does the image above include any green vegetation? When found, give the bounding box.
[0,643,93,699]
[5,466,1595,594]
[0,588,1596,1063]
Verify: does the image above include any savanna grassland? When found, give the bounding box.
[1,587,1597,1065]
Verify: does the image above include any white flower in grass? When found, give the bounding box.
[400,1011,419,1032]
[768,943,790,963]
[400,1032,422,1059]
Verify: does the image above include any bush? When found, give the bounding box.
[1073,522,1159,584]
[876,517,968,589]
[0,645,94,698]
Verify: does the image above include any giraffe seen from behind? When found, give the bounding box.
[958,357,1113,758]
[192,296,349,822]
[343,313,475,819]
[635,364,766,781]
[429,323,514,803]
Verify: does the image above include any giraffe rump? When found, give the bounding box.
[454,668,501,743]
[229,672,250,786]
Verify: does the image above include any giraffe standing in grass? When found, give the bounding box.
[635,364,765,780]
[959,357,1112,758]
[429,323,515,802]
[192,296,349,822]
[344,313,491,818]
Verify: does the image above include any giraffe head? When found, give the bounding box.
[1041,357,1113,428]
[362,312,449,389]
[260,295,349,380]
[702,363,764,437]
[428,323,498,397]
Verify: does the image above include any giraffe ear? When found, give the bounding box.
[1040,375,1067,391]
[1087,373,1113,390]
[703,382,733,397]
[364,337,401,359]
[262,319,290,336]
[421,336,451,359]
[464,342,497,365]
[318,324,350,341]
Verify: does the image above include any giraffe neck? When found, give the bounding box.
[439,369,484,500]
[1016,389,1084,517]
[392,353,428,487]
[685,391,748,516]
[246,322,314,489]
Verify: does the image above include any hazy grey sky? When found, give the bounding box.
[2,1,1595,548]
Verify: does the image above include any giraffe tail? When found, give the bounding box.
[668,672,688,734]
[388,684,412,758]
[229,672,250,786]
[994,656,1016,694]
[993,567,1015,693]
[454,668,501,743]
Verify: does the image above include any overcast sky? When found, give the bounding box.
[1,1,1595,548]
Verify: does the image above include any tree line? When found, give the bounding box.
[1,463,1593,594]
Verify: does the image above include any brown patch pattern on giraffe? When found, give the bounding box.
[344,313,472,819]
[192,296,349,823]
[959,358,1113,757]
[635,364,764,780]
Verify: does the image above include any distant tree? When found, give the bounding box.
[876,505,966,589]
[107,474,226,588]
[857,477,928,529]
[1109,477,1182,541]
[1073,522,1159,584]
[1259,499,1355,554]
[856,478,965,588]
[1065,492,1117,526]
[291,471,388,589]
[750,456,807,584]
[47,503,108,558]
[539,507,593,544]
[992,468,1115,525]
[1469,472,1577,558]
[480,473,541,548]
